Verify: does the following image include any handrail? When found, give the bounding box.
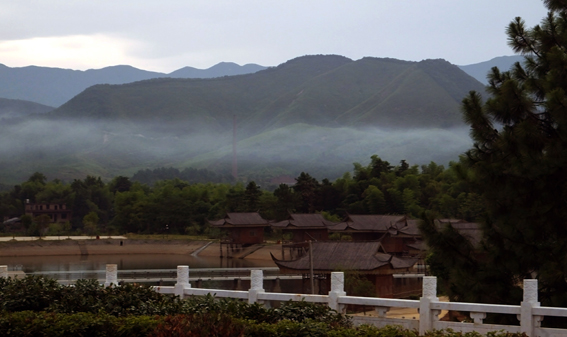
[2,264,567,337]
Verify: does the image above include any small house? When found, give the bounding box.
[272,213,340,259]
[271,213,337,243]
[329,214,423,256]
[208,212,270,257]
[24,202,72,224]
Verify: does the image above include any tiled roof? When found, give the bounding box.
[208,212,269,227]
[271,213,339,228]
[451,222,483,248]
[329,214,407,232]
[398,219,422,236]
[272,241,418,272]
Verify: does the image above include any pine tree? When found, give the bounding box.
[421,1,567,312]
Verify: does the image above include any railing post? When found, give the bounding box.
[105,264,118,287]
[419,276,439,335]
[248,269,265,304]
[520,279,541,337]
[328,272,346,313]
[0,265,7,278]
[175,265,191,299]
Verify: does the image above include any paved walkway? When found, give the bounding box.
[0,236,128,242]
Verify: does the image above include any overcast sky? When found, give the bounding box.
[0,1,549,73]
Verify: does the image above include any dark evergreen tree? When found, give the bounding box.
[421,1,567,315]
[108,176,132,194]
[369,155,393,178]
[243,181,262,211]
[292,172,320,213]
[273,183,297,220]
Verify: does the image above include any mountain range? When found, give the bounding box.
[0,54,523,185]
[0,62,266,107]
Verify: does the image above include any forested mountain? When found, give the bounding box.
[51,55,485,132]
[0,62,266,107]
[0,55,485,184]
[0,98,54,119]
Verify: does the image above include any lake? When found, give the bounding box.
[0,254,305,292]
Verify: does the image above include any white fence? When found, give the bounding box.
[3,264,567,337]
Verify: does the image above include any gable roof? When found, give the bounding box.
[329,214,407,232]
[450,222,482,248]
[208,212,269,227]
[271,241,418,273]
[271,213,339,229]
[434,219,482,248]
[397,219,422,236]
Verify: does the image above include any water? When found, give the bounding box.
[0,253,307,294]
[1,254,274,273]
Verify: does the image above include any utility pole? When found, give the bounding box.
[309,240,315,294]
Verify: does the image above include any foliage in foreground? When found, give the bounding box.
[0,312,529,337]
[0,276,530,336]
[421,1,567,324]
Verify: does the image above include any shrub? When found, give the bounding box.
[0,275,62,312]
[0,276,184,316]
[150,313,245,337]
[0,311,158,337]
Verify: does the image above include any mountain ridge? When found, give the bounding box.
[0,54,510,184]
[49,55,485,135]
[0,62,267,107]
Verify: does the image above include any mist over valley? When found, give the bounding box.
[0,54,510,185]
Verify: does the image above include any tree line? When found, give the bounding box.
[0,155,482,236]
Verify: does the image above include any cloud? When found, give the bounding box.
[0,1,550,73]
[0,35,142,70]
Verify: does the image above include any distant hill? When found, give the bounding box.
[169,62,266,78]
[51,55,485,133]
[458,55,524,84]
[0,98,54,119]
[0,55,484,184]
[0,62,266,107]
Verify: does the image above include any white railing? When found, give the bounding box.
[3,264,567,337]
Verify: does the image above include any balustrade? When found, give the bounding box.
[2,263,567,337]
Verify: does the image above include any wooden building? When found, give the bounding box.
[272,213,337,242]
[272,241,421,298]
[272,213,340,260]
[329,214,424,256]
[435,219,482,248]
[24,202,72,224]
[208,212,270,257]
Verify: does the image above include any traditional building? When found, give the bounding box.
[435,219,482,248]
[208,212,270,257]
[329,214,424,256]
[24,202,72,224]
[272,213,337,242]
[271,241,421,298]
[272,213,340,260]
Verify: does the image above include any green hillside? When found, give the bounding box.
[0,55,484,184]
[176,123,472,181]
[50,55,485,135]
[0,98,54,119]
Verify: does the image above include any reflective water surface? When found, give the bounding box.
[2,254,274,274]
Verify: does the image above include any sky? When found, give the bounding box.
[0,0,550,73]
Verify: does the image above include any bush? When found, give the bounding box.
[150,313,246,337]
[0,311,158,337]
[0,276,533,337]
[0,275,62,312]
[0,276,184,316]
[180,295,351,327]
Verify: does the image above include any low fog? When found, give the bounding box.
[0,117,473,183]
